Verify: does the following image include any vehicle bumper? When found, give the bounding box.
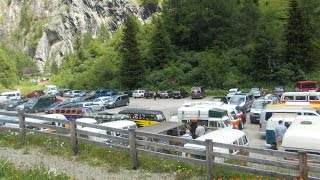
[250,113,260,123]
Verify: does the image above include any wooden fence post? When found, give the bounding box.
[18,112,26,146]
[298,151,308,180]
[69,119,78,155]
[129,128,138,169]
[205,139,214,180]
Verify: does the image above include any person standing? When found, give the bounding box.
[274,120,287,150]
[195,122,206,138]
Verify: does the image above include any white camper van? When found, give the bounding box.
[1,91,21,100]
[79,120,137,143]
[281,117,320,154]
[183,129,249,162]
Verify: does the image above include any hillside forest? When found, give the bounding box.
[1,0,320,91]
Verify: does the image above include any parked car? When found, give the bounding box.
[273,86,285,97]
[96,89,117,97]
[79,95,96,102]
[44,102,66,114]
[132,90,145,98]
[227,88,241,99]
[104,94,130,109]
[250,88,261,98]
[5,99,29,111]
[210,96,228,104]
[0,100,14,109]
[144,90,154,99]
[191,87,205,99]
[24,96,58,113]
[173,90,188,99]
[76,102,105,111]
[228,93,254,113]
[93,96,113,107]
[58,89,71,97]
[25,90,44,98]
[69,90,83,98]
[160,90,173,99]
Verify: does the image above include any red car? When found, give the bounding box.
[26,90,44,98]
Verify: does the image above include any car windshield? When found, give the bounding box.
[251,100,271,109]
[26,98,37,105]
[229,96,245,104]
[48,102,60,108]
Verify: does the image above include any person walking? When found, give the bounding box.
[153,91,157,100]
[274,120,287,150]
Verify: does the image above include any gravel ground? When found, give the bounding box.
[0,147,175,180]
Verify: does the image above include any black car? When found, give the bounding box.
[144,90,154,99]
[173,90,189,99]
[5,99,29,111]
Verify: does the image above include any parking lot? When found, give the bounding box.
[105,96,268,149]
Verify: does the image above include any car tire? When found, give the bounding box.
[113,104,116,108]
[101,106,105,111]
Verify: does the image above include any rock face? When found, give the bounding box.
[0,0,156,71]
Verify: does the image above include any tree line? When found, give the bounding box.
[2,0,320,91]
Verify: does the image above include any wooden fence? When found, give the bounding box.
[0,111,319,180]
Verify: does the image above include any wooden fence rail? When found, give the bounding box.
[0,112,319,180]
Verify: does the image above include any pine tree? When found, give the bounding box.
[285,0,312,77]
[119,14,145,90]
[149,17,172,69]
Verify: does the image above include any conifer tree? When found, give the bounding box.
[285,0,312,76]
[119,14,145,90]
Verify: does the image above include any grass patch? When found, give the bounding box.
[0,130,275,179]
[0,159,70,179]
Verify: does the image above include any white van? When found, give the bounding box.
[183,129,249,162]
[280,92,320,103]
[1,91,21,100]
[44,85,58,95]
[76,118,98,130]
[259,107,320,137]
[79,120,137,143]
[281,117,320,154]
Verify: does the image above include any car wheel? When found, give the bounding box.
[101,106,105,111]
[113,104,116,108]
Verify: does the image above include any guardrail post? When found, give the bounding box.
[298,151,308,180]
[18,112,26,146]
[205,139,214,180]
[69,119,78,155]
[129,128,138,169]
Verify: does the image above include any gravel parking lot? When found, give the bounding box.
[105,96,268,149]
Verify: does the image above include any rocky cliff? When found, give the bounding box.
[0,0,157,71]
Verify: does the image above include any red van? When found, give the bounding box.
[295,81,319,92]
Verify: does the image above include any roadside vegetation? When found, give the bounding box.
[0,130,274,179]
[0,158,69,180]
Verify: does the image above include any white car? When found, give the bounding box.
[93,96,113,107]
[77,102,105,111]
[132,90,145,98]
[227,88,241,98]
